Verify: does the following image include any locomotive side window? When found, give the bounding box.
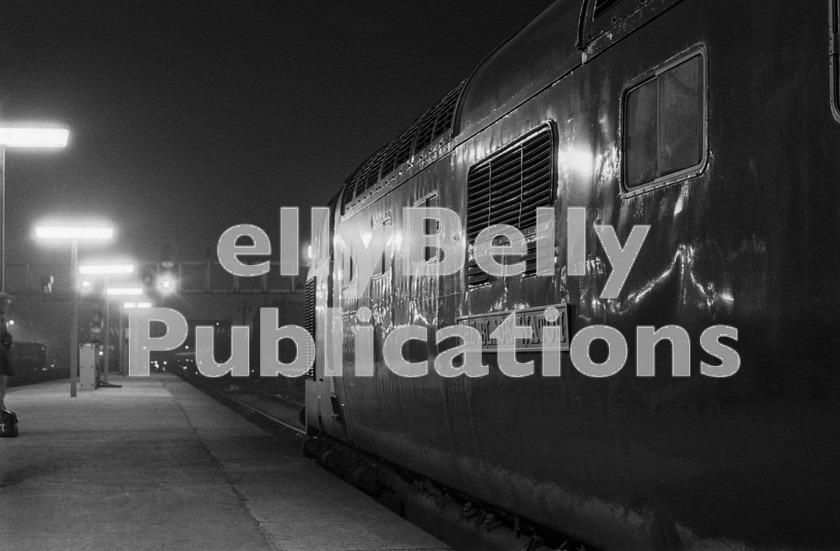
[372,215,392,276]
[593,0,622,19]
[623,51,706,191]
[414,193,440,262]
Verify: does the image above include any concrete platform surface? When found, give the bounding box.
[0,374,450,551]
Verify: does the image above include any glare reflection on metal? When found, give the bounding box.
[390,231,403,250]
[558,149,594,179]
[674,193,685,216]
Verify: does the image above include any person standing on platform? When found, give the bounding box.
[0,329,12,410]
[0,298,14,410]
[0,295,11,410]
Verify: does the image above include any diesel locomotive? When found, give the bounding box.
[303,1,840,548]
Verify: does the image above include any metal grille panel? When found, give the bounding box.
[465,125,554,287]
[341,79,467,214]
[304,277,316,379]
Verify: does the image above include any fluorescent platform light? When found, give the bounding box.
[106,287,143,296]
[124,302,152,309]
[35,227,113,240]
[0,127,69,148]
[79,264,135,275]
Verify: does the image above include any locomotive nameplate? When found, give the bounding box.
[457,303,570,352]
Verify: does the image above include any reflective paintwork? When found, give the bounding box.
[306,1,840,548]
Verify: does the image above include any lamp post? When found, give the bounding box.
[0,127,70,293]
[35,225,113,397]
[79,264,135,384]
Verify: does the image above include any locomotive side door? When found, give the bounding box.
[304,193,353,443]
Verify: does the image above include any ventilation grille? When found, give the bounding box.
[342,79,467,213]
[465,125,554,287]
[304,277,316,379]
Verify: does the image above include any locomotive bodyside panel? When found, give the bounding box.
[308,1,840,548]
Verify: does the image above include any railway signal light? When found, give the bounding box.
[157,273,177,295]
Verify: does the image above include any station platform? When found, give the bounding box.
[0,374,450,551]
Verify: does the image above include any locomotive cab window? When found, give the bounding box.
[623,50,707,191]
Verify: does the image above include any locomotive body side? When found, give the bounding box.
[306,1,840,548]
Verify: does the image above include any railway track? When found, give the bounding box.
[175,371,306,439]
[176,369,597,551]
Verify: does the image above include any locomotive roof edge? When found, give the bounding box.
[339,0,581,217]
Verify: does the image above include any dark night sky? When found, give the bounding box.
[0,1,554,264]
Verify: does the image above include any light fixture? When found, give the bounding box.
[123,301,152,309]
[35,227,113,240]
[107,287,143,296]
[34,221,114,397]
[0,127,69,149]
[79,264,135,275]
